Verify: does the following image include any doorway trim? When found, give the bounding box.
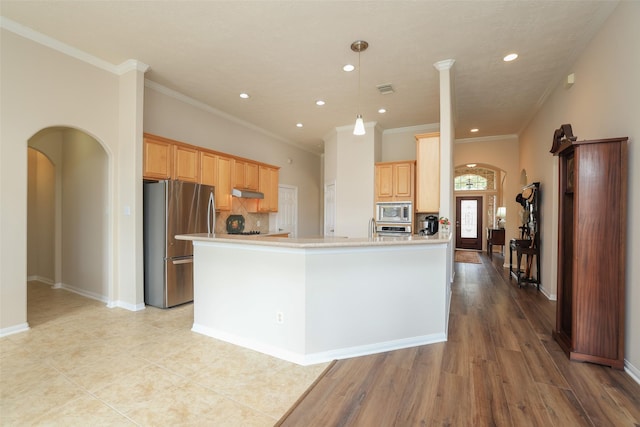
[27,126,115,309]
[455,196,483,250]
[273,184,298,238]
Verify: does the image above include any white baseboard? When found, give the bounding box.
[625,360,640,386]
[27,275,54,285]
[192,322,447,366]
[59,283,108,304]
[538,286,557,301]
[0,322,30,338]
[109,300,146,311]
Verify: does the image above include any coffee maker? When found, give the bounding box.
[419,215,439,236]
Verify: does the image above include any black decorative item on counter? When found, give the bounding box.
[225,215,245,234]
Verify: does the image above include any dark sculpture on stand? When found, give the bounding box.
[509,182,541,289]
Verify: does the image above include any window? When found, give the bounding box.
[454,174,488,191]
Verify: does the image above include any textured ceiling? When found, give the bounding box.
[1,1,618,154]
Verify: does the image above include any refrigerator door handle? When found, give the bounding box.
[207,190,216,235]
[172,258,193,265]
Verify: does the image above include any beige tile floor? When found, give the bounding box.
[0,281,328,426]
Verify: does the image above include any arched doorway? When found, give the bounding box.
[27,127,110,321]
[453,164,506,251]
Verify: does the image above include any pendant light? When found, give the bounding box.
[351,40,368,136]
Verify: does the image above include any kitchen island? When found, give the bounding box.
[176,233,452,365]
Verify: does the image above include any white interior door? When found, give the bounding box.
[273,185,298,237]
[324,182,336,237]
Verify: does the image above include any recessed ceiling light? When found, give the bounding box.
[296,123,303,128]
[503,53,518,62]
[343,64,355,72]
[239,93,250,99]
[378,108,387,114]
[470,128,479,133]
[316,100,325,106]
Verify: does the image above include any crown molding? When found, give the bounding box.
[1,17,148,76]
[433,59,456,71]
[383,123,440,135]
[116,59,150,75]
[455,134,518,144]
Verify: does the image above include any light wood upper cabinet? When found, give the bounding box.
[233,160,259,190]
[200,151,231,211]
[173,144,199,182]
[268,168,279,212]
[375,161,415,202]
[199,151,217,187]
[375,163,394,200]
[143,133,275,213]
[415,132,440,213]
[143,136,172,180]
[394,162,414,199]
[257,166,279,212]
[215,155,232,211]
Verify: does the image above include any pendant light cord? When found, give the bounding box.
[357,49,361,115]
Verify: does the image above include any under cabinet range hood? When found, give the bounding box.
[231,188,264,199]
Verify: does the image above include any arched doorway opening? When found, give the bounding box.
[453,163,506,251]
[27,127,110,323]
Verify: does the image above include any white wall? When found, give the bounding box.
[380,124,440,162]
[324,122,378,238]
[27,149,55,283]
[0,26,145,334]
[519,1,640,375]
[60,130,109,298]
[143,85,323,237]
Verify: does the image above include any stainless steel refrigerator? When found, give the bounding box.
[143,180,215,308]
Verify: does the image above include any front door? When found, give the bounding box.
[456,196,483,250]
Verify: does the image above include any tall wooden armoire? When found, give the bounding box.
[550,130,628,369]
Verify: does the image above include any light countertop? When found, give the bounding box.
[176,232,451,249]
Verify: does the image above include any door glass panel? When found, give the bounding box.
[460,199,478,238]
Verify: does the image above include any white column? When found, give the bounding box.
[114,60,149,309]
[433,59,455,223]
[434,59,455,284]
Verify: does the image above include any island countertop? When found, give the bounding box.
[176,232,451,249]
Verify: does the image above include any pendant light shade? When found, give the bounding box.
[351,40,368,136]
[353,115,365,135]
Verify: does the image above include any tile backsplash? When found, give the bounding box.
[215,197,269,234]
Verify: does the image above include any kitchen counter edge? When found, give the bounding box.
[176,232,452,248]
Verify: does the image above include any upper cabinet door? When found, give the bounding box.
[173,145,199,182]
[216,155,232,211]
[415,133,440,213]
[375,163,394,200]
[375,161,415,202]
[257,166,279,212]
[234,160,259,190]
[200,151,217,187]
[394,162,414,199]
[143,136,172,180]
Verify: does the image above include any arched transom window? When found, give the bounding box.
[454,166,496,191]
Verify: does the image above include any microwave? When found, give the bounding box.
[376,201,412,224]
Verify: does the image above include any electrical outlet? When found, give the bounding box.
[257,220,261,227]
[276,311,284,324]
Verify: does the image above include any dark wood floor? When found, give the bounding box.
[277,253,640,426]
